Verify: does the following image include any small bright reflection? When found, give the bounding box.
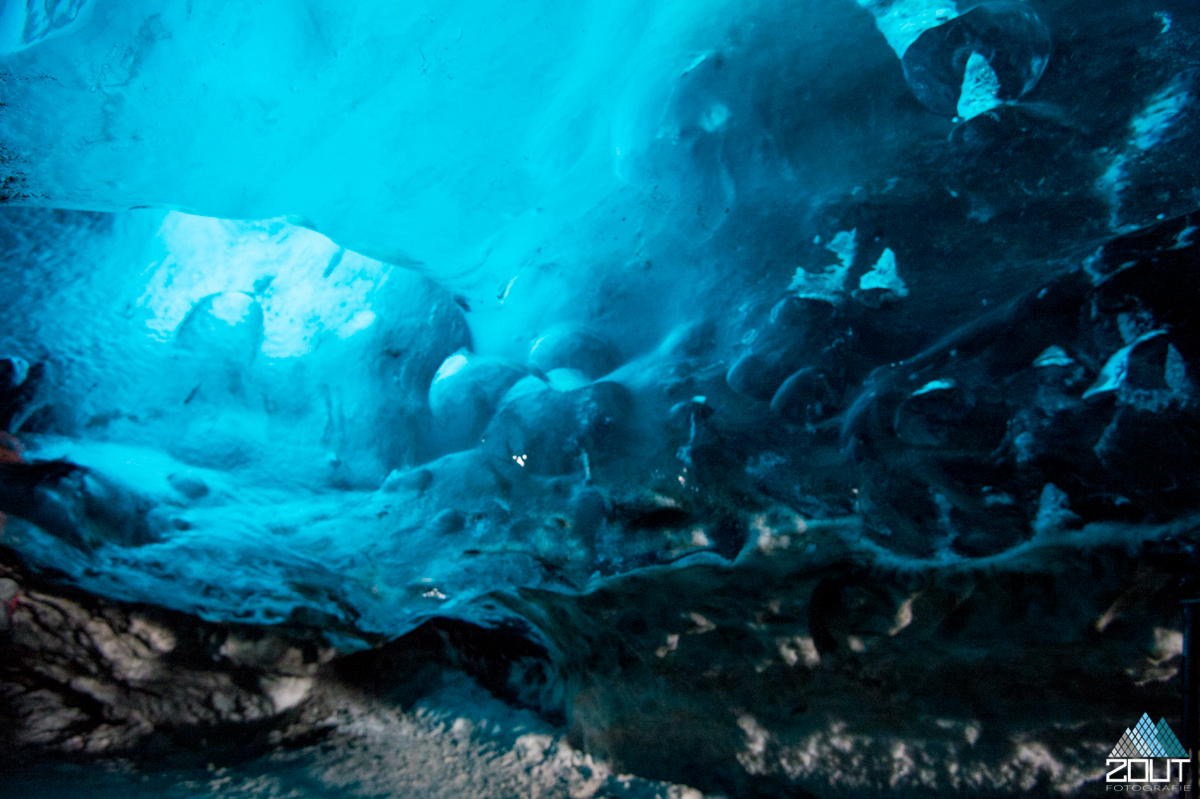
[138,212,390,357]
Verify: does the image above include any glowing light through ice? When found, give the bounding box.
[138,212,390,357]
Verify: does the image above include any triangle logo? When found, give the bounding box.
[1155,717,1189,759]
[1111,729,1140,759]
[1111,714,1190,759]
[1133,713,1168,757]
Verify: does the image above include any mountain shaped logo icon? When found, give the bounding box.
[1109,713,1189,758]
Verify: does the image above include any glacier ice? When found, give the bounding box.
[1,0,1200,796]
[899,1,1052,118]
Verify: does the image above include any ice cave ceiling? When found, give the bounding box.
[1,0,1200,796]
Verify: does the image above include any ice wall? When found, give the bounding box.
[0,0,740,284]
[2,0,1200,794]
[1,0,1198,652]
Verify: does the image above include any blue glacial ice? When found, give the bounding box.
[2,0,1200,794]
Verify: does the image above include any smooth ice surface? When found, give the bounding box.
[0,0,739,287]
[143,213,387,357]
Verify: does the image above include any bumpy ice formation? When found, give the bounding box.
[2,0,1200,796]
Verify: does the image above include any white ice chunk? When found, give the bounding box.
[789,264,851,303]
[788,229,857,302]
[858,247,909,297]
[856,0,958,58]
[1033,345,1075,368]
[912,378,955,396]
[1082,329,1167,399]
[1131,79,1192,151]
[956,52,1004,121]
[700,103,731,131]
[432,351,471,385]
[825,229,858,269]
[545,368,590,391]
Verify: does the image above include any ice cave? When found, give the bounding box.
[1,0,1199,796]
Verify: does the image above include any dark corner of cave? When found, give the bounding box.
[2,0,1200,797]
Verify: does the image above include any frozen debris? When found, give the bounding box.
[1101,70,1196,221]
[1132,83,1190,151]
[1132,71,1193,151]
[789,264,851,302]
[858,247,909,298]
[956,52,1003,120]
[789,229,856,302]
[825,229,858,268]
[1082,329,1167,399]
[529,325,619,379]
[911,378,954,397]
[856,0,957,58]
[1033,345,1074,368]
[1033,483,1081,536]
[899,2,1051,117]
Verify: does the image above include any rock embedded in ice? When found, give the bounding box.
[844,212,1200,556]
[856,247,908,301]
[429,352,530,454]
[529,326,619,380]
[770,367,836,423]
[1032,345,1074,368]
[955,50,1004,120]
[0,358,43,432]
[727,297,839,402]
[544,368,590,392]
[481,381,632,475]
[1082,329,1167,400]
[427,508,467,535]
[0,357,29,390]
[359,273,472,471]
[569,487,609,544]
[1032,482,1082,535]
[900,1,1051,117]
[0,460,164,551]
[166,472,208,500]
